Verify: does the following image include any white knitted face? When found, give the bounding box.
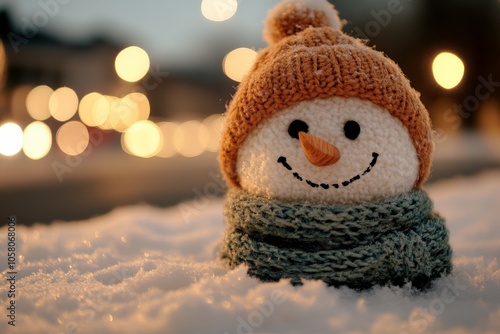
[236,96,420,204]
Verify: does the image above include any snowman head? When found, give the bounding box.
[219,0,434,204]
[236,96,420,204]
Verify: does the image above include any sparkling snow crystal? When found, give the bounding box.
[1,171,500,333]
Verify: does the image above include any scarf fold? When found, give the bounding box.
[219,188,452,289]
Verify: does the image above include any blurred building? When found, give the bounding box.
[0,1,499,225]
[0,9,230,127]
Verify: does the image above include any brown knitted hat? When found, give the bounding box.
[220,0,433,188]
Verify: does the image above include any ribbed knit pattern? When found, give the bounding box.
[219,188,452,289]
[219,6,433,188]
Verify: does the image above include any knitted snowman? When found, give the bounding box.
[219,0,452,289]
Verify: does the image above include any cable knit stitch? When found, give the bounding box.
[219,188,452,289]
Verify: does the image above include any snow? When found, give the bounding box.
[1,170,500,334]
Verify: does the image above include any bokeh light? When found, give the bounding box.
[201,0,238,22]
[432,52,465,89]
[174,120,210,157]
[0,39,5,85]
[156,122,179,158]
[26,85,53,120]
[95,95,116,130]
[0,122,23,157]
[56,121,89,156]
[115,46,150,82]
[79,92,103,127]
[104,96,126,132]
[49,87,79,121]
[114,98,139,130]
[202,114,225,152]
[122,120,161,158]
[121,93,150,123]
[110,93,150,132]
[22,121,52,160]
[223,47,257,82]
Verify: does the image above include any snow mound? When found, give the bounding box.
[1,171,500,333]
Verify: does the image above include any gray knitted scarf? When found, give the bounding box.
[219,188,452,289]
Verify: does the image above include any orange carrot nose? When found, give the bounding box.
[298,132,341,167]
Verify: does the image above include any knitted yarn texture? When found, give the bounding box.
[219,11,433,189]
[219,188,452,289]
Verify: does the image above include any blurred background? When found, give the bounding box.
[0,0,499,225]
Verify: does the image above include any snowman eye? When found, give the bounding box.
[288,120,309,139]
[344,120,360,140]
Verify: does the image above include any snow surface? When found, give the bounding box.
[1,170,500,334]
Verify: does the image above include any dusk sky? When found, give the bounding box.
[1,0,282,66]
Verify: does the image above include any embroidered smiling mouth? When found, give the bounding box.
[277,152,379,189]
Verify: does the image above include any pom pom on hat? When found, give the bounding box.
[221,0,433,189]
[264,0,342,44]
